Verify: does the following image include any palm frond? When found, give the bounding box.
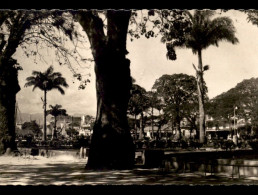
[207,17,239,45]
[31,71,41,76]
[24,81,36,88]
[53,86,65,95]
[32,85,39,91]
[50,72,62,77]
[44,66,54,76]
[25,76,36,82]
[46,110,51,116]
[53,77,69,88]
[185,12,238,52]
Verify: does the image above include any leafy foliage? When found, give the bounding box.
[21,120,41,135]
[0,10,91,89]
[152,74,206,128]
[246,10,258,27]
[66,128,79,137]
[146,91,163,113]
[128,10,191,60]
[128,84,150,117]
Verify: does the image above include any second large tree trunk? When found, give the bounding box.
[0,58,20,154]
[79,10,135,169]
[86,50,135,169]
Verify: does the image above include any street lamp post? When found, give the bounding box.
[233,106,238,146]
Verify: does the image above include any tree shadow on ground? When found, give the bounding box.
[1,160,258,185]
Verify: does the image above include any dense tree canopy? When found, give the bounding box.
[128,84,149,117]
[21,120,41,136]
[152,73,204,139]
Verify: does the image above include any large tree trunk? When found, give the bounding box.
[197,50,206,144]
[78,10,135,169]
[0,58,20,154]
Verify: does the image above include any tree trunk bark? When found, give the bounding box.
[43,90,47,141]
[87,52,135,169]
[0,13,35,154]
[0,59,20,154]
[79,10,135,169]
[197,50,206,144]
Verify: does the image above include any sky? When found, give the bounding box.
[15,10,258,117]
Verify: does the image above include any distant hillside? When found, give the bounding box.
[17,113,52,125]
[73,113,85,117]
[207,77,258,119]
[17,113,94,125]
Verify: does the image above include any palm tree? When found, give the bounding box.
[46,104,67,140]
[24,66,69,141]
[163,10,238,143]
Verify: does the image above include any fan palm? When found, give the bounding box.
[24,66,69,141]
[164,10,239,143]
[46,104,67,140]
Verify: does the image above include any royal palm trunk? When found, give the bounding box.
[197,50,206,143]
[43,90,47,141]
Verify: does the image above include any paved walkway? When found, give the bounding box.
[0,156,258,185]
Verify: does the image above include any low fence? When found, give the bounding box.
[158,149,258,179]
[185,159,258,179]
